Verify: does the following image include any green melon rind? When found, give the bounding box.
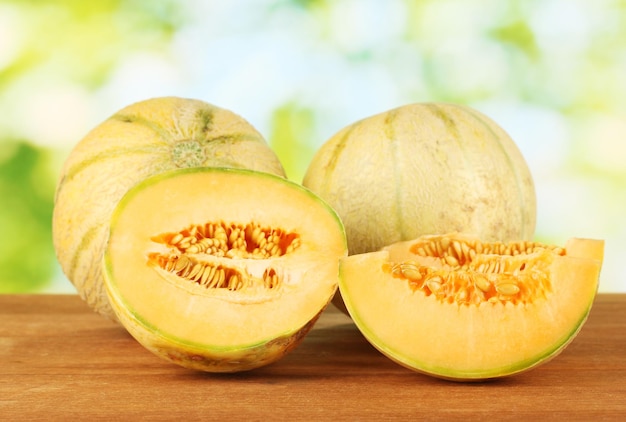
[105,274,328,372]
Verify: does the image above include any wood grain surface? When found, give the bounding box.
[1,294,625,421]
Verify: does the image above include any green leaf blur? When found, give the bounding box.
[0,142,55,292]
[0,0,624,293]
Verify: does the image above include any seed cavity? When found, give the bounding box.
[148,221,300,292]
[388,235,565,306]
[151,221,301,260]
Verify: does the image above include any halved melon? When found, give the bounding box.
[339,233,604,381]
[103,168,347,372]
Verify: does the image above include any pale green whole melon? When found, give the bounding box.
[303,103,536,312]
[53,96,286,320]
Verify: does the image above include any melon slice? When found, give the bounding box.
[339,233,604,381]
[103,168,347,372]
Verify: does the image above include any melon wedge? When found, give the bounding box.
[339,233,604,381]
[103,168,347,372]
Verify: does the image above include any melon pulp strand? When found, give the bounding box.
[339,233,604,381]
[103,168,347,372]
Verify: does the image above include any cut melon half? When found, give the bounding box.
[103,168,347,372]
[339,233,604,381]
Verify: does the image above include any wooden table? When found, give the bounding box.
[1,294,625,420]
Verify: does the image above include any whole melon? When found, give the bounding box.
[303,102,536,256]
[53,97,286,320]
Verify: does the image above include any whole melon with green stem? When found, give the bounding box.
[53,97,286,320]
[303,103,536,311]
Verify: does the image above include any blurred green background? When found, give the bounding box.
[0,0,624,294]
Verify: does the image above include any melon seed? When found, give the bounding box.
[440,236,451,252]
[175,256,190,272]
[170,233,184,245]
[203,266,217,286]
[400,262,422,280]
[496,283,520,296]
[426,277,442,293]
[186,245,200,254]
[188,263,203,281]
[452,241,463,260]
[444,255,459,267]
[474,276,491,292]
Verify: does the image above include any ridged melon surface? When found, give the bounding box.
[53,97,285,319]
[303,103,536,256]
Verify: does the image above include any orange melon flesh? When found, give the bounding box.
[339,235,603,380]
[103,168,347,372]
